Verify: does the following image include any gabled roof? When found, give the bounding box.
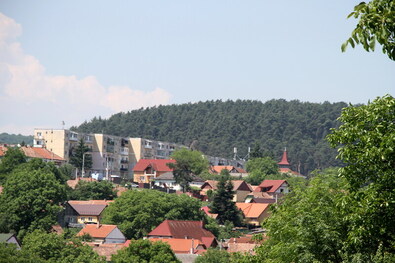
[236,203,270,218]
[0,145,64,161]
[149,238,205,254]
[254,180,288,193]
[133,159,175,172]
[210,166,247,174]
[21,147,64,161]
[147,220,215,248]
[77,224,117,238]
[201,180,252,192]
[68,200,113,216]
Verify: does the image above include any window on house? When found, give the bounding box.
[88,217,93,222]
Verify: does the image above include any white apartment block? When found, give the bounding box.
[33,129,185,179]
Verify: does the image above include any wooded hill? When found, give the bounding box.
[73,99,348,175]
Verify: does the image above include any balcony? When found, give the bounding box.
[120,167,128,172]
[120,159,129,164]
[69,133,78,141]
[120,147,129,155]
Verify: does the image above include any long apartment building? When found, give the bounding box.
[33,129,186,179]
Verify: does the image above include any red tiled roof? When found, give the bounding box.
[0,145,64,161]
[21,147,64,161]
[147,220,215,248]
[278,149,290,165]
[149,238,205,254]
[236,203,270,218]
[77,224,117,238]
[133,159,175,172]
[254,180,287,193]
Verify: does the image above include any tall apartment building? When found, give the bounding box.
[33,129,186,180]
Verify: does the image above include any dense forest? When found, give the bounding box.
[0,133,33,145]
[73,99,348,175]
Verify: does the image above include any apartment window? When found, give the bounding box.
[37,132,42,136]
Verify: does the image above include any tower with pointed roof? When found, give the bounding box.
[278,148,291,169]
[277,148,305,178]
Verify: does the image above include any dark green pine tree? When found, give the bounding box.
[69,138,92,173]
[209,176,242,226]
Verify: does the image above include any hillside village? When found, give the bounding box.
[1,96,395,262]
[0,127,303,262]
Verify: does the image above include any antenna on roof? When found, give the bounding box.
[62,121,65,129]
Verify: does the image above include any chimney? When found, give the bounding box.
[190,238,194,254]
[200,220,205,229]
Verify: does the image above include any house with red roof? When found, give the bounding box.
[64,200,113,227]
[254,180,290,199]
[0,145,65,166]
[201,180,252,202]
[77,224,126,244]
[235,203,271,226]
[147,220,217,249]
[133,159,176,183]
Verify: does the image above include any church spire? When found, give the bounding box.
[278,148,290,167]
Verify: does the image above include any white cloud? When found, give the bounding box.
[0,13,172,135]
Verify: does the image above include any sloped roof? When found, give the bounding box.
[149,238,204,254]
[279,167,305,177]
[21,147,64,161]
[77,224,117,238]
[133,159,175,172]
[155,172,175,180]
[278,149,290,166]
[236,203,270,218]
[201,180,251,191]
[254,180,287,193]
[210,166,247,174]
[200,206,218,219]
[0,145,64,161]
[147,220,215,247]
[68,200,113,216]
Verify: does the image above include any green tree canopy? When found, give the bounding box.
[0,165,67,240]
[112,239,180,263]
[22,230,105,263]
[0,243,45,263]
[70,180,117,200]
[244,157,280,185]
[102,189,205,239]
[254,169,348,263]
[167,148,209,192]
[0,147,26,183]
[342,0,395,60]
[327,95,395,256]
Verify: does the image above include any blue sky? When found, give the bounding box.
[0,1,394,135]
